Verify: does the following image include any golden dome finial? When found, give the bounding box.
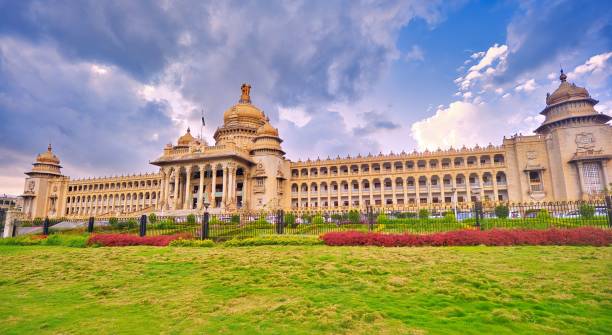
[48,143,52,152]
[239,83,251,103]
[559,68,567,82]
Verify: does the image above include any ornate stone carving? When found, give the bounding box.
[575,132,595,150]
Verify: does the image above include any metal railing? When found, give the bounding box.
[7,197,612,241]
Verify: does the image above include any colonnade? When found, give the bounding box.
[158,162,249,211]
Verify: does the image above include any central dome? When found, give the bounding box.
[223,83,266,123]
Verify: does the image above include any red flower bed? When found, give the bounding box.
[88,233,191,247]
[321,228,612,247]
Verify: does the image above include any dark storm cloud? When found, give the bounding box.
[352,111,401,135]
[0,0,447,192]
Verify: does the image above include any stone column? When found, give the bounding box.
[440,177,446,205]
[184,166,192,210]
[492,172,499,202]
[242,172,249,209]
[159,171,166,210]
[391,179,397,205]
[368,179,374,206]
[576,162,586,199]
[3,209,20,238]
[358,182,363,209]
[348,179,353,209]
[466,179,472,203]
[173,167,180,210]
[221,165,227,208]
[229,166,235,205]
[198,165,205,210]
[211,166,217,208]
[415,179,421,208]
[403,178,408,207]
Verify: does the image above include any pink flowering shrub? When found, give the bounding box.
[88,233,191,247]
[320,227,612,247]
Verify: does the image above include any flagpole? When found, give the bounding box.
[200,107,205,142]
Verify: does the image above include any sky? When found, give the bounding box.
[0,0,611,196]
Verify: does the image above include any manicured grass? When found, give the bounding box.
[0,246,610,334]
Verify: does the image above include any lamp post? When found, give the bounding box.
[201,200,210,240]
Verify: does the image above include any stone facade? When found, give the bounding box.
[18,74,612,219]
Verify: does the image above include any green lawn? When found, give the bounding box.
[0,246,610,334]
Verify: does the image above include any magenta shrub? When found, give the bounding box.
[88,233,191,247]
[320,228,612,247]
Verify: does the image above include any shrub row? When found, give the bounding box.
[168,238,214,247]
[0,234,89,247]
[223,235,323,247]
[320,227,612,247]
[88,233,190,247]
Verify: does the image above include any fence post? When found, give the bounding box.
[43,217,50,236]
[139,215,147,237]
[474,201,482,230]
[605,195,612,228]
[368,206,374,231]
[87,217,94,233]
[201,212,209,240]
[277,210,285,235]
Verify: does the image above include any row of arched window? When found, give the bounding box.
[291,172,507,195]
[68,179,160,192]
[291,154,505,178]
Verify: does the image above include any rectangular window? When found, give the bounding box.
[582,162,603,194]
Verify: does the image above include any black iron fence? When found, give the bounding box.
[7,197,612,241]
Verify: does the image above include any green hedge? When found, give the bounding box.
[224,235,323,247]
[168,238,214,247]
[0,234,89,248]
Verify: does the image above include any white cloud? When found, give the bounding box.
[468,44,508,72]
[568,51,612,88]
[514,78,537,92]
[277,105,312,127]
[471,51,485,59]
[404,45,425,62]
[410,101,498,150]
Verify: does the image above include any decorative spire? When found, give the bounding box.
[239,83,251,103]
[186,127,190,133]
[559,68,567,82]
[47,143,52,152]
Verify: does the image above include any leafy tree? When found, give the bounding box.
[442,211,456,223]
[536,209,551,220]
[348,210,360,224]
[494,205,509,219]
[186,214,196,224]
[579,204,595,219]
[148,213,157,223]
[284,213,296,227]
[418,209,430,219]
[231,214,241,224]
[311,215,325,225]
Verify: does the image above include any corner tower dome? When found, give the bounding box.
[535,69,611,134]
[27,144,63,177]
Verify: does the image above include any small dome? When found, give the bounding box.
[256,118,279,137]
[177,127,196,146]
[546,69,590,105]
[36,144,60,165]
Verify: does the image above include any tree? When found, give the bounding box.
[579,204,595,219]
[418,209,429,219]
[148,213,157,224]
[348,210,360,224]
[231,214,240,224]
[284,213,296,227]
[186,214,196,224]
[312,215,325,225]
[494,205,509,219]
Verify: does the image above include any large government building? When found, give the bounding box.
[18,72,612,219]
